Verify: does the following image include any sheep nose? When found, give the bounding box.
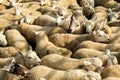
[108,38,110,41]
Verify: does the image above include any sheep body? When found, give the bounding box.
[5,29,29,52]
[49,33,109,51]
[35,31,72,58]
[0,47,19,58]
[34,14,57,27]
[25,65,101,80]
[41,54,103,71]
[75,40,120,52]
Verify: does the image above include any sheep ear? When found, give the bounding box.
[89,31,95,36]
[18,50,26,57]
[28,45,32,52]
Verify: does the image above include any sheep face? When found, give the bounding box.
[24,47,41,68]
[92,30,110,42]
[0,30,7,46]
[14,6,22,15]
[56,14,65,26]
[68,16,81,33]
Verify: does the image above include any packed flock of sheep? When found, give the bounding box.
[0,0,120,80]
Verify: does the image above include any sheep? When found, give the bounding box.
[0,45,41,69]
[25,65,101,80]
[49,31,110,51]
[72,48,104,59]
[111,26,120,33]
[0,18,13,30]
[34,14,65,27]
[67,13,86,34]
[0,46,19,58]
[0,5,6,11]
[40,54,103,71]
[91,6,108,24]
[104,0,120,9]
[94,0,112,6]
[5,29,29,52]
[101,51,120,78]
[72,48,119,59]
[0,7,15,15]
[39,0,51,6]
[0,57,28,80]
[0,29,7,46]
[0,0,9,6]
[108,32,120,44]
[80,0,95,17]
[34,31,72,58]
[75,40,120,52]
[107,20,120,27]
[17,23,66,46]
[107,8,120,21]
[103,77,120,80]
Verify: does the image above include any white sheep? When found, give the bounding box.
[0,29,7,46]
[49,31,110,51]
[5,29,29,52]
[75,40,120,52]
[0,45,41,69]
[41,54,103,71]
[25,65,101,80]
[34,31,72,58]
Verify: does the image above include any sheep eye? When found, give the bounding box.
[76,24,79,26]
[28,57,32,59]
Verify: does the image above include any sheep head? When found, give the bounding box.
[19,45,41,68]
[89,29,110,42]
[68,15,82,33]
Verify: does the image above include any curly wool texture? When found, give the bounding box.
[0,47,19,58]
